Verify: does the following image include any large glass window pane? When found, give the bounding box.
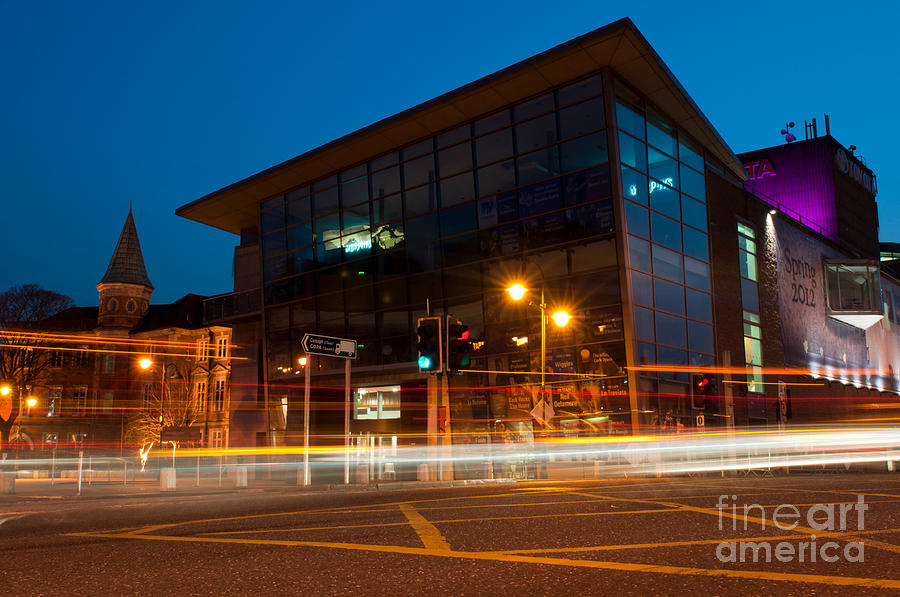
[341,166,369,206]
[316,242,341,267]
[517,146,559,185]
[437,124,470,148]
[261,204,285,235]
[634,306,655,342]
[654,278,685,316]
[624,200,649,238]
[636,342,655,366]
[680,164,705,201]
[315,212,341,246]
[373,193,403,224]
[263,255,289,281]
[343,202,369,230]
[648,147,679,190]
[631,271,652,306]
[651,212,681,251]
[652,244,683,283]
[558,74,603,106]
[437,141,472,177]
[681,196,707,232]
[513,93,553,121]
[405,184,437,217]
[515,114,557,151]
[476,128,513,165]
[440,203,477,238]
[628,235,651,272]
[439,172,475,208]
[686,288,712,321]
[371,222,405,253]
[683,227,709,262]
[618,132,647,172]
[741,278,760,313]
[519,179,563,218]
[688,321,714,354]
[739,249,758,281]
[474,110,511,135]
[402,139,432,160]
[285,192,311,226]
[657,345,688,368]
[564,164,611,206]
[407,242,441,273]
[647,114,677,157]
[615,102,645,139]
[371,152,399,171]
[566,200,614,238]
[286,222,314,251]
[291,246,316,275]
[655,313,686,348]
[620,166,648,205]
[313,185,339,216]
[560,132,608,173]
[684,257,710,292]
[649,182,679,219]
[559,98,606,139]
[262,231,286,258]
[678,136,704,172]
[477,160,515,197]
[372,166,401,197]
[403,154,435,188]
[405,213,438,247]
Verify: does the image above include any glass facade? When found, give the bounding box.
[617,89,712,415]
[259,74,624,408]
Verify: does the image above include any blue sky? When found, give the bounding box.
[1,1,896,306]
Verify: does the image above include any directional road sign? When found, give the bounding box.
[301,333,358,359]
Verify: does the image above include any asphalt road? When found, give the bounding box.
[4,473,900,595]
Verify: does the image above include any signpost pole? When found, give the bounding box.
[344,359,351,485]
[303,357,311,486]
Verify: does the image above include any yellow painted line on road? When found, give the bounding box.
[399,504,451,551]
[197,506,683,536]
[65,531,900,589]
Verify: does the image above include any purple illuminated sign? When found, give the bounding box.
[743,159,776,180]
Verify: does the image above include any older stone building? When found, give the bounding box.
[11,210,239,455]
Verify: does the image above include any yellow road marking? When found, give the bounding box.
[399,504,451,551]
[197,506,682,536]
[65,531,900,589]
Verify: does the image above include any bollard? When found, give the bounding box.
[160,467,177,491]
[0,471,15,494]
[234,466,248,489]
[76,451,83,496]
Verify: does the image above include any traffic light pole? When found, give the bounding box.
[540,286,546,392]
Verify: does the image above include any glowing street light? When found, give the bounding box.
[505,281,571,391]
[0,385,10,396]
[26,397,37,408]
[138,358,152,370]
[552,311,571,328]
[298,356,308,367]
[507,284,527,301]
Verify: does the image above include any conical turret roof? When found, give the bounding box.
[98,208,154,289]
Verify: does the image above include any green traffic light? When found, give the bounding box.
[418,355,432,369]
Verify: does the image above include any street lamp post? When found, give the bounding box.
[505,283,570,392]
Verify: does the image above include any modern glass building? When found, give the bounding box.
[179,18,891,464]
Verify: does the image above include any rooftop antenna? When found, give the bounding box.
[780,122,796,143]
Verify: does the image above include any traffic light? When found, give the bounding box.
[691,373,716,409]
[446,316,472,373]
[416,316,443,374]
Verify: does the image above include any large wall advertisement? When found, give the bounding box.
[774,218,900,391]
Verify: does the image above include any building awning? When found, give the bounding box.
[176,17,746,235]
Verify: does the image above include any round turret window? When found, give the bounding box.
[126,299,137,313]
[107,298,119,313]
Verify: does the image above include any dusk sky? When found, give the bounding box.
[2,1,896,307]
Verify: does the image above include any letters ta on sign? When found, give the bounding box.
[743,159,776,181]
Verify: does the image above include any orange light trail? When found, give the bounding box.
[0,330,241,350]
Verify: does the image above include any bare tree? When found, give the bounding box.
[0,285,74,450]
[124,360,203,451]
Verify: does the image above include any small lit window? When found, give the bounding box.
[354,386,401,420]
[824,260,883,329]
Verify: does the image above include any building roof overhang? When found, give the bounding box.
[176,17,746,234]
